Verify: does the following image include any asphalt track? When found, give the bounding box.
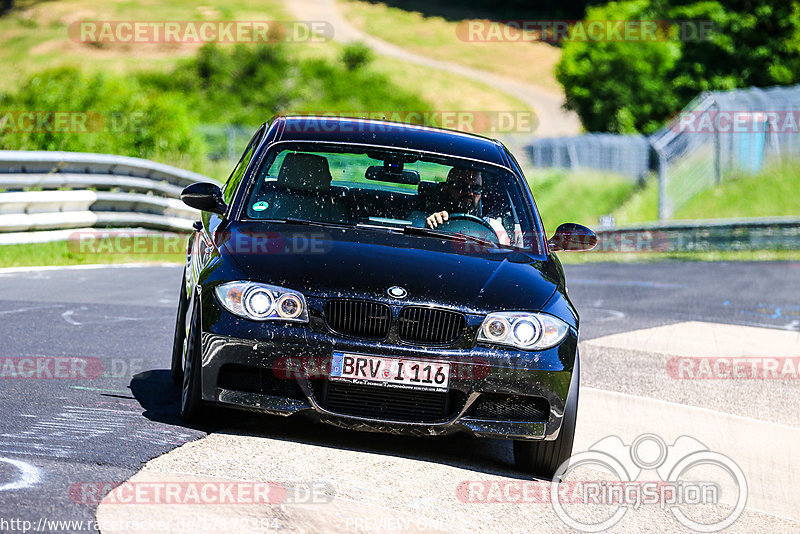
[0,261,797,533]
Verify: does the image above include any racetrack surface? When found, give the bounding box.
[0,261,797,532]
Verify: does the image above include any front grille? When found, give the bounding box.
[397,306,466,344]
[322,381,464,422]
[325,299,391,339]
[468,394,550,422]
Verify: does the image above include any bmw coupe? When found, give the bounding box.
[172,116,596,479]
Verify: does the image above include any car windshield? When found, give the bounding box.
[242,143,541,252]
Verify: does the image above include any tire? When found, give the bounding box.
[180,298,206,423]
[513,354,580,480]
[170,269,189,384]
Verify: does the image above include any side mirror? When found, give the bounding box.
[548,223,597,252]
[181,182,226,215]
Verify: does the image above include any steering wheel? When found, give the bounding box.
[438,213,500,243]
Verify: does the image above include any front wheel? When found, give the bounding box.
[170,269,189,384]
[180,298,206,423]
[513,355,579,480]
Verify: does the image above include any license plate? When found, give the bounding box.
[330,352,450,391]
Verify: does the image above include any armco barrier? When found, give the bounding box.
[592,217,800,253]
[0,150,218,234]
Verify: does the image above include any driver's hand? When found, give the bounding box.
[426,210,449,229]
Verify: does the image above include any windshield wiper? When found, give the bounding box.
[401,226,500,249]
[265,218,356,229]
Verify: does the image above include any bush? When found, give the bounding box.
[138,43,428,124]
[0,43,432,173]
[555,0,800,134]
[0,67,206,167]
[556,0,681,134]
[341,42,374,71]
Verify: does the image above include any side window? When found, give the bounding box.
[222,126,264,205]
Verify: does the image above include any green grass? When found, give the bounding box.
[557,249,800,264]
[0,234,187,268]
[339,0,562,93]
[525,168,639,232]
[0,0,291,92]
[611,161,800,226]
[676,162,800,220]
[0,0,528,116]
[613,175,659,225]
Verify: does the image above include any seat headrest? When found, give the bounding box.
[277,153,332,193]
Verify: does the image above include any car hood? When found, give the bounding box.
[219,222,560,314]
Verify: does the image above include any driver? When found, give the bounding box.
[426,167,511,245]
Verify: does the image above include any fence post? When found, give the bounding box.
[712,100,722,185]
[656,147,670,221]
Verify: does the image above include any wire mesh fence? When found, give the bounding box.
[525,84,800,220]
[525,134,651,181]
[652,85,800,219]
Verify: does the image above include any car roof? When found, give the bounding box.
[268,115,510,167]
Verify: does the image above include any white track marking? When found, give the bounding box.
[0,304,63,316]
[578,387,800,521]
[0,457,41,491]
[585,320,800,358]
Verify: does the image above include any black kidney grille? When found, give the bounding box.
[323,381,455,422]
[397,306,466,344]
[324,299,391,339]
[468,394,550,422]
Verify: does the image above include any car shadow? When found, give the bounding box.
[130,369,534,481]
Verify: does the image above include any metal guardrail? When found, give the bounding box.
[0,150,217,235]
[591,217,800,253]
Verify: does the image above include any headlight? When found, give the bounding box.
[477,312,569,350]
[214,282,309,323]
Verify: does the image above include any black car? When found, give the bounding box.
[172,116,596,479]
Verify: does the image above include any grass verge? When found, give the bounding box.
[0,235,186,268]
[338,0,562,93]
[613,161,800,225]
[525,168,638,232]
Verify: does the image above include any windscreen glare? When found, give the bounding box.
[243,145,541,252]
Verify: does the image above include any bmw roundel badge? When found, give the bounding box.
[387,286,407,298]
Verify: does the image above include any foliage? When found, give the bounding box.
[341,42,374,71]
[138,43,427,126]
[0,67,205,167]
[0,43,431,171]
[556,0,800,134]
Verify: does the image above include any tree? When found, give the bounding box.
[555,0,800,134]
[556,0,681,134]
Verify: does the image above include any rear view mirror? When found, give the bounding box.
[365,165,420,185]
[548,223,597,252]
[181,182,227,215]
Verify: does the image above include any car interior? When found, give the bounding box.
[247,150,526,246]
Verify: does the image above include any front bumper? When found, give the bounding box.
[197,314,578,441]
